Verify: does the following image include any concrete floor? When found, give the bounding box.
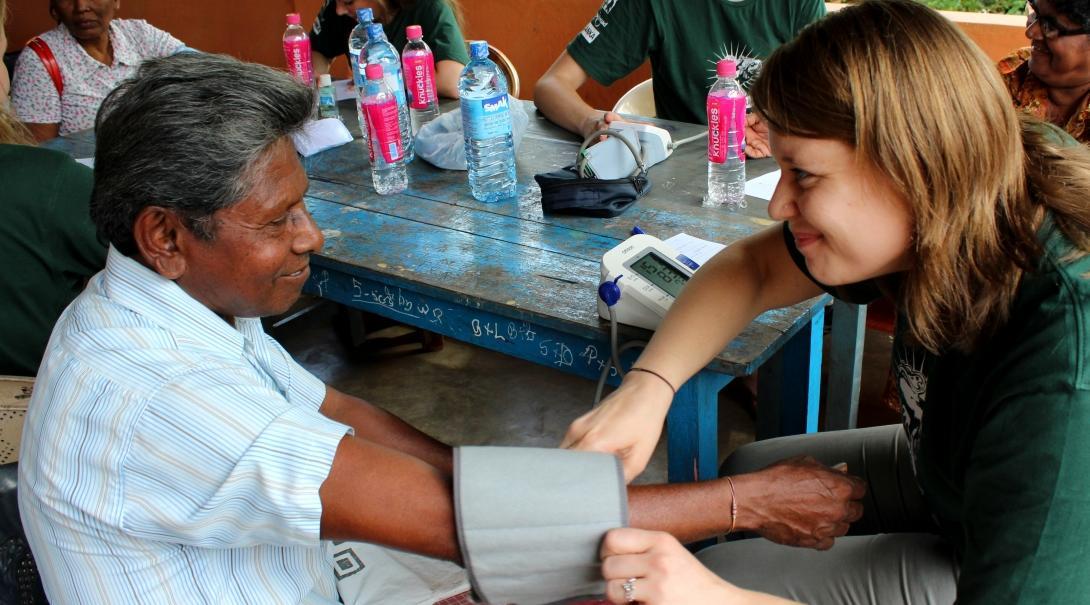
[268,301,897,485]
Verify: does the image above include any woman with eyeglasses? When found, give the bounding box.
[999,0,1090,142]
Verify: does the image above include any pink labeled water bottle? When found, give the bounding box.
[705,58,746,210]
[283,13,314,86]
[402,24,440,133]
[362,63,408,195]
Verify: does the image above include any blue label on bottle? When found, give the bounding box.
[462,94,512,140]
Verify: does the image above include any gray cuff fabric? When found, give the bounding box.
[454,446,628,605]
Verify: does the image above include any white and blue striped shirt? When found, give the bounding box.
[19,247,352,604]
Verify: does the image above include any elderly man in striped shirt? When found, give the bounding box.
[16,52,865,604]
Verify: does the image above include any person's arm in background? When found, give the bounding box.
[435,59,462,98]
[307,0,347,78]
[562,225,824,481]
[418,0,469,98]
[311,50,332,76]
[10,46,61,142]
[534,51,622,138]
[535,0,652,136]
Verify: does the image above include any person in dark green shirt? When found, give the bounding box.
[0,145,107,376]
[564,2,1090,603]
[308,0,469,98]
[534,0,824,155]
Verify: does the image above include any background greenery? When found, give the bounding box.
[919,0,1027,14]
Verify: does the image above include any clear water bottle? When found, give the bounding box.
[317,74,340,120]
[365,23,413,162]
[705,58,746,210]
[362,63,408,195]
[282,13,314,86]
[402,25,441,133]
[458,40,516,203]
[348,8,373,134]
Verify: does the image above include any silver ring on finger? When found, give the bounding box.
[622,577,637,603]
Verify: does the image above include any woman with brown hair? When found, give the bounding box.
[564,0,1090,602]
[308,0,468,98]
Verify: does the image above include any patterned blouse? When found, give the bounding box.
[11,19,183,136]
[998,47,1090,145]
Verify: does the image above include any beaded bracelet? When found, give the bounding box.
[627,367,678,395]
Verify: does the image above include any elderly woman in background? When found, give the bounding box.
[0,0,107,377]
[999,0,1090,142]
[11,0,184,141]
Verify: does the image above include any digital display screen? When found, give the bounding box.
[630,251,689,298]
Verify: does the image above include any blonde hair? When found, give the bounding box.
[0,0,34,145]
[752,0,1090,353]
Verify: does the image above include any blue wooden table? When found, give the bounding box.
[44,105,864,483]
[298,101,856,483]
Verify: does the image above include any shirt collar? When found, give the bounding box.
[99,246,251,357]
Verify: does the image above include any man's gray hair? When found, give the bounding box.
[91,52,315,256]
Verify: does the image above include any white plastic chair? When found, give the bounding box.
[611,78,655,117]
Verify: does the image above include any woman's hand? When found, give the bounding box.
[601,528,736,604]
[744,113,770,158]
[738,457,866,550]
[560,371,675,482]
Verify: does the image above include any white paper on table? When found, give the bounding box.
[744,169,781,201]
[291,118,354,157]
[76,157,94,168]
[334,78,356,101]
[664,233,726,268]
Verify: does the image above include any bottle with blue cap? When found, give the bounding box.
[458,40,516,202]
[348,8,374,135]
[364,22,413,162]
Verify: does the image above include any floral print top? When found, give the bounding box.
[998,47,1090,145]
[11,19,183,136]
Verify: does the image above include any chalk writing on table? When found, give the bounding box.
[313,269,626,374]
[350,279,445,326]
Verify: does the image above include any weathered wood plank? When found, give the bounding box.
[306,196,827,376]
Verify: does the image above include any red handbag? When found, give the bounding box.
[25,37,63,96]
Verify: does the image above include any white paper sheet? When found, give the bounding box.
[744,169,781,201]
[76,157,94,168]
[664,233,726,268]
[291,118,354,157]
[334,78,356,101]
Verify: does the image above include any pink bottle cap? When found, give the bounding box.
[406,25,423,39]
[364,63,384,80]
[717,58,737,77]
[286,13,302,25]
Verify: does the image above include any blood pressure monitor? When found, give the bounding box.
[598,234,697,330]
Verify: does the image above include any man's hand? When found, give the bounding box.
[560,370,675,482]
[579,110,624,140]
[738,456,866,550]
[745,113,770,158]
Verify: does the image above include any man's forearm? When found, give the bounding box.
[628,478,742,544]
[320,387,453,475]
[534,75,602,138]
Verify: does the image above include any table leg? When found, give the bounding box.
[824,300,866,431]
[756,306,825,440]
[666,371,732,483]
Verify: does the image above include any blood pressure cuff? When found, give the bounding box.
[534,165,651,218]
[454,446,628,605]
